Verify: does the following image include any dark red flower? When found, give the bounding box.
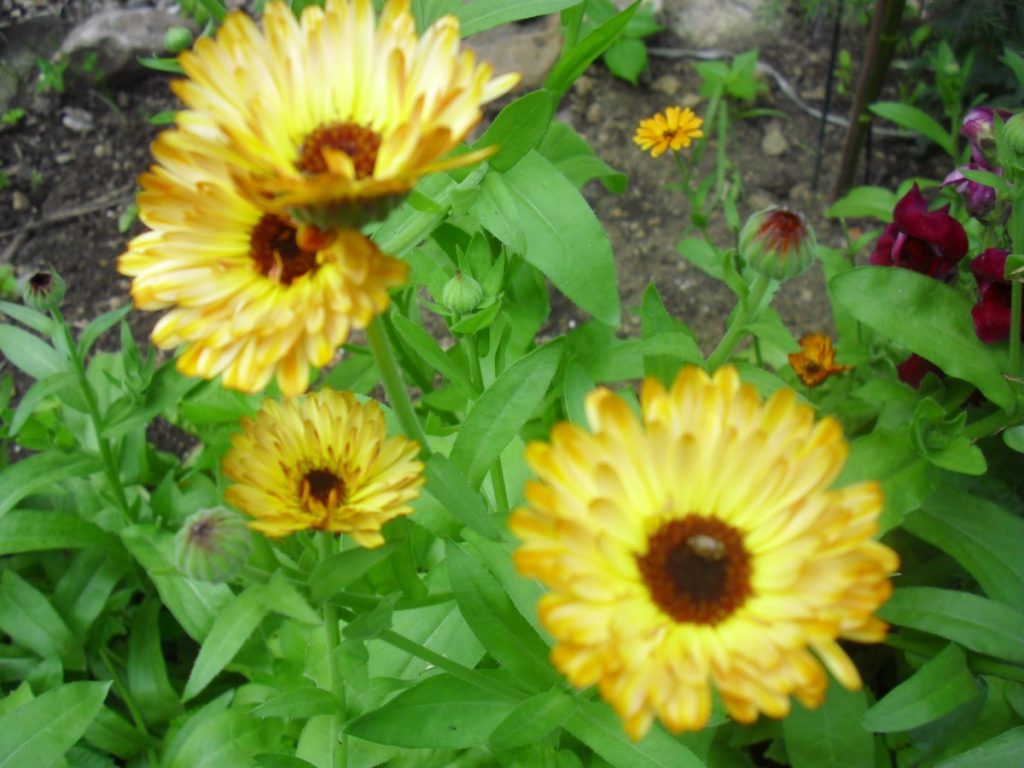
[970,248,1019,343]
[869,185,968,281]
[896,354,942,388]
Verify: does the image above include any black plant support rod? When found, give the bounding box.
[812,0,845,192]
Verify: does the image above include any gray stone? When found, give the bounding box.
[761,122,789,157]
[59,9,197,86]
[465,14,561,92]
[61,107,93,133]
[663,0,781,49]
[651,74,681,96]
[12,190,30,211]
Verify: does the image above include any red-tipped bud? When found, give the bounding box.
[738,207,816,280]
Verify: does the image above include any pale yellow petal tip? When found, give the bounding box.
[511,363,893,738]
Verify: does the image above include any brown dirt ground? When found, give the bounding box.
[1,5,951,439]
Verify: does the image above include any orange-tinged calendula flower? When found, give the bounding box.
[634,106,704,158]
[168,0,519,229]
[223,390,424,543]
[118,137,407,396]
[510,366,897,739]
[789,333,852,387]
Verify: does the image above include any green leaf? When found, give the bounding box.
[879,587,1024,663]
[167,706,279,768]
[474,152,620,325]
[538,121,626,193]
[83,706,152,760]
[488,688,576,751]
[183,583,273,700]
[545,2,639,99]
[445,542,556,686]
[862,644,980,732]
[783,684,873,768]
[677,237,726,280]
[0,323,64,379]
[457,0,579,36]
[310,545,397,603]
[77,305,131,358]
[422,454,503,540]
[0,300,53,335]
[564,698,706,767]
[870,101,957,156]
[11,372,83,434]
[826,185,898,222]
[127,599,181,727]
[936,725,1024,768]
[253,756,318,768]
[0,510,123,556]
[0,569,72,659]
[347,672,519,748]
[603,37,647,84]
[53,552,125,635]
[0,681,110,768]
[0,453,104,518]
[904,490,1024,606]
[642,283,702,383]
[248,687,337,720]
[473,90,556,172]
[830,267,1015,411]
[120,525,233,641]
[391,315,476,398]
[449,339,564,487]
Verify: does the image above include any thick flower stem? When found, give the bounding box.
[366,316,430,453]
[54,309,131,522]
[706,275,773,370]
[320,534,347,768]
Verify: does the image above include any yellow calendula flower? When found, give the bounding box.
[223,390,424,543]
[634,106,704,158]
[789,332,852,388]
[510,366,897,740]
[169,0,520,229]
[118,136,407,396]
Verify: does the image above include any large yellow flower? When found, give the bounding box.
[223,390,424,543]
[119,136,407,396]
[170,0,519,228]
[510,366,897,740]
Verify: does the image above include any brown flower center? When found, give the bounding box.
[757,209,806,255]
[636,514,752,625]
[300,468,346,512]
[296,122,382,179]
[249,214,319,285]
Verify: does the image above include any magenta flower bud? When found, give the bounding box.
[942,163,998,219]
[961,107,1012,164]
[738,207,816,280]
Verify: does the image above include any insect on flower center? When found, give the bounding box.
[297,122,382,179]
[300,468,346,510]
[249,214,319,285]
[636,514,752,625]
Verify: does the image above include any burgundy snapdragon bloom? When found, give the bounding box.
[896,354,942,388]
[870,185,968,281]
[970,248,1020,343]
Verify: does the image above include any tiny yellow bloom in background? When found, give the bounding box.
[510,366,897,740]
[118,137,407,396]
[169,0,520,229]
[789,332,852,387]
[223,390,424,544]
[634,106,704,158]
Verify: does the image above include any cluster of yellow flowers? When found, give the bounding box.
[122,1,897,742]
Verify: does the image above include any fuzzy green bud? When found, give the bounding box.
[441,272,484,315]
[1002,113,1024,164]
[738,207,816,281]
[174,507,252,583]
[21,269,65,310]
[164,26,194,54]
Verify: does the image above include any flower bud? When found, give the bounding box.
[961,107,1012,162]
[174,507,252,583]
[738,207,816,280]
[441,272,484,316]
[942,164,998,219]
[163,26,194,54]
[21,269,65,311]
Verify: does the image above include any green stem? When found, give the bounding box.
[706,274,773,370]
[462,333,483,393]
[327,591,454,611]
[963,408,1023,442]
[54,309,131,521]
[1010,278,1021,376]
[366,316,429,453]
[98,646,157,767]
[490,459,510,517]
[320,534,347,768]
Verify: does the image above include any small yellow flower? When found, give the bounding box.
[118,137,407,396]
[511,366,897,740]
[633,106,704,158]
[168,0,519,229]
[789,333,852,387]
[223,390,424,544]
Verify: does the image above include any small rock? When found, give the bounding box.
[12,191,30,211]
[651,74,680,96]
[761,123,789,157]
[585,103,601,123]
[93,141,110,157]
[55,152,74,164]
[681,93,701,109]
[746,190,775,210]
[801,85,826,102]
[62,107,94,133]
[574,75,596,98]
